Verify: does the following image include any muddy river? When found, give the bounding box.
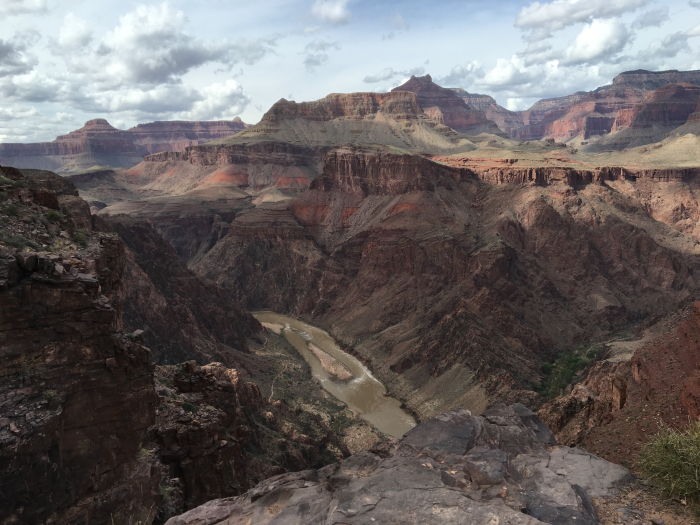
[253,312,416,438]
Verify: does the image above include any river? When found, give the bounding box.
[253,312,416,438]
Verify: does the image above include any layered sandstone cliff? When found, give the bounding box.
[0,166,159,525]
[191,147,700,421]
[0,118,248,174]
[392,75,503,135]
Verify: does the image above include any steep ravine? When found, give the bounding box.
[191,146,700,421]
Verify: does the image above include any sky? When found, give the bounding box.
[0,0,699,143]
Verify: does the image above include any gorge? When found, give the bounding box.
[3,68,700,524]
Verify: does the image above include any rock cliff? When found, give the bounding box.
[164,404,631,525]
[190,147,700,420]
[612,69,700,91]
[538,301,700,467]
[0,165,159,525]
[0,118,248,174]
[392,75,503,135]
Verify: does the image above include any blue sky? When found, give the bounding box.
[0,0,699,142]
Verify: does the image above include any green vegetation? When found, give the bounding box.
[45,210,62,223]
[182,400,199,413]
[0,232,39,251]
[3,204,19,216]
[0,175,26,188]
[536,347,598,399]
[73,231,88,247]
[137,447,151,457]
[158,483,174,504]
[639,420,700,503]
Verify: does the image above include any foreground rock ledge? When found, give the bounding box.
[166,404,630,524]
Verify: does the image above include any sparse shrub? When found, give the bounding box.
[158,483,173,503]
[638,420,700,503]
[182,401,198,413]
[73,231,88,247]
[44,390,57,402]
[45,210,61,223]
[0,232,39,251]
[4,204,18,216]
[137,447,151,457]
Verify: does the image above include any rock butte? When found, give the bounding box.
[0,118,249,174]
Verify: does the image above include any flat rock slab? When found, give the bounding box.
[166,405,630,525]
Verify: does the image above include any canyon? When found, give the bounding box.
[4,68,700,525]
[0,118,249,174]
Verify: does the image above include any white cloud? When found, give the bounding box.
[633,7,670,29]
[391,15,410,31]
[437,62,485,87]
[363,66,425,83]
[0,36,37,77]
[0,104,39,120]
[311,0,350,25]
[179,80,250,120]
[506,98,529,111]
[564,19,632,64]
[515,0,650,39]
[481,58,535,90]
[61,3,274,89]
[57,14,93,49]
[302,40,339,72]
[0,0,47,16]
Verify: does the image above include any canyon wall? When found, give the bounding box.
[190,147,700,420]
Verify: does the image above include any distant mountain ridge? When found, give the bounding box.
[0,117,249,173]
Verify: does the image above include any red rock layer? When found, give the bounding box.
[0,118,249,162]
[392,75,502,134]
[539,301,700,468]
[612,82,700,131]
[260,91,423,122]
[612,69,700,91]
[451,89,525,135]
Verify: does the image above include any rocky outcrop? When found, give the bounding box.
[127,119,249,154]
[451,88,525,135]
[538,301,700,466]
[311,146,468,197]
[393,75,503,135]
[165,404,631,525]
[612,69,700,91]
[261,91,424,121]
[148,360,350,523]
[511,86,645,142]
[102,216,263,366]
[0,166,160,525]
[0,118,248,174]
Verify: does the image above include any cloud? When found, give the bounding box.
[62,3,274,89]
[0,36,37,77]
[0,0,47,16]
[633,7,670,29]
[480,58,536,90]
[690,1,700,8]
[563,19,632,64]
[436,62,485,87]
[506,98,529,111]
[56,14,93,49]
[515,0,650,39]
[383,14,410,40]
[311,0,350,25]
[391,15,410,31]
[0,104,39,120]
[179,80,250,120]
[363,66,425,83]
[302,39,339,72]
